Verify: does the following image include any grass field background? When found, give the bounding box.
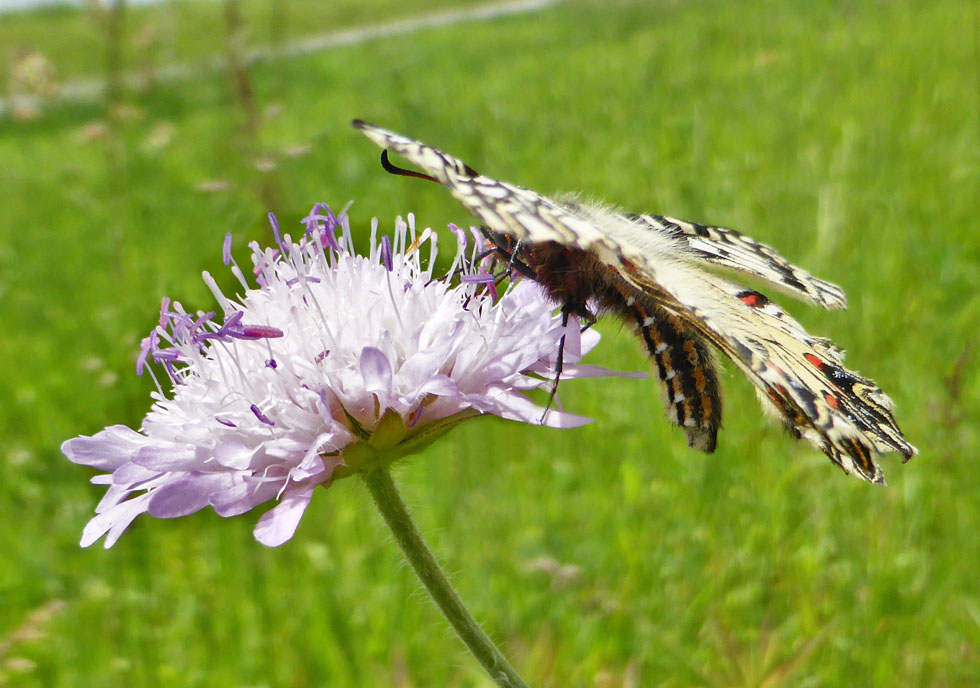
[1,0,978,685]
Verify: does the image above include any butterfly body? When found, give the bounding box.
[487,223,724,453]
[353,120,916,484]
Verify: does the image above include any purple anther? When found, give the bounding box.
[286,276,321,286]
[222,233,233,266]
[265,358,278,369]
[250,404,275,426]
[268,213,284,253]
[303,203,335,229]
[152,348,181,362]
[319,203,339,229]
[449,223,466,247]
[314,350,330,364]
[189,312,216,344]
[166,311,197,343]
[380,235,394,271]
[240,325,284,340]
[136,331,158,376]
[212,311,282,341]
[301,204,341,252]
[461,273,495,285]
[162,360,180,384]
[321,227,340,253]
[214,311,244,339]
[300,204,319,234]
[158,298,171,328]
[215,417,236,428]
[471,267,498,301]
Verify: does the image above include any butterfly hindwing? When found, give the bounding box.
[615,262,915,482]
[626,301,722,453]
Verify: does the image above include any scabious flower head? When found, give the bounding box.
[62,204,632,547]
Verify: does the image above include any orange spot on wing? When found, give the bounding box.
[824,393,840,409]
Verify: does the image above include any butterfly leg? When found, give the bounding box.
[506,239,526,276]
[540,301,595,423]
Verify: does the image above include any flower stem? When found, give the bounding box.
[361,467,530,688]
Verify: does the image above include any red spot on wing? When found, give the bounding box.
[824,393,840,409]
[767,384,788,404]
[740,293,761,306]
[805,353,824,368]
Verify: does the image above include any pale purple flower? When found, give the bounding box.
[63,205,637,548]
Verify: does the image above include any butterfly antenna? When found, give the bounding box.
[380,149,439,184]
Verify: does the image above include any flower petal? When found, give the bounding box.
[213,441,256,470]
[61,425,146,471]
[360,346,393,396]
[80,493,152,548]
[147,474,234,518]
[134,445,202,471]
[480,386,594,429]
[253,483,315,547]
[210,478,282,517]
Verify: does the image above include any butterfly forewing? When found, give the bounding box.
[354,120,623,257]
[632,214,848,309]
[353,120,917,483]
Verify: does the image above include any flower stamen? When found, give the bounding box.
[62,203,632,548]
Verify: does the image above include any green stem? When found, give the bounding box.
[361,467,530,688]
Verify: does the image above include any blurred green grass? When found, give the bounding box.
[1,0,979,685]
[0,0,475,85]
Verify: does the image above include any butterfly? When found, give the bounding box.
[352,119,916,484]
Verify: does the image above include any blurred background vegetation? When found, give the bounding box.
[1,0,978,685]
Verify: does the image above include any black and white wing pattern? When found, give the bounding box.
[352,120,917,484]
[630,214,848,309]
